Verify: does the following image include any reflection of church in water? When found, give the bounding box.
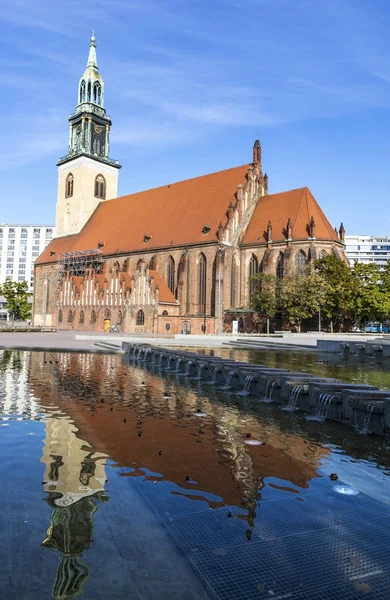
[0,350,108,599]
[40,412,108,600]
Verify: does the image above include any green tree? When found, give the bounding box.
[314,254,354,332]
[249,273,278,333]
[0,280,31,326]
[351,262,390,326]
[279,267,327,332]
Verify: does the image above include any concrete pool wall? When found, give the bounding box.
[124,343,390,437]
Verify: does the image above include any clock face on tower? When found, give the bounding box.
[92,123,105,157]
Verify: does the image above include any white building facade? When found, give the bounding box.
[345,235,390,268]
[0,224,55,292]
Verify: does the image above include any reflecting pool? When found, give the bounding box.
[183,345,390,390]
[1,349,390,599]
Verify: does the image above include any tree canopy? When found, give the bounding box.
[249,254,390,332]
[0,280,31,325]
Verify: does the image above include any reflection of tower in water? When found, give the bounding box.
[41,411,108,600]
[215,410,263,530]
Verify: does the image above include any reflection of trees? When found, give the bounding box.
[42,492,108,600]
[0,350,13,372]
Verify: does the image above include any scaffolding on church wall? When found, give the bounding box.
[59,249,104,278]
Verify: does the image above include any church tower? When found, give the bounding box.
[55,33,121,238]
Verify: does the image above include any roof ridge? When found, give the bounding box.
[305,188,338,240]
[263,186,308,200]
[111,163,250,202]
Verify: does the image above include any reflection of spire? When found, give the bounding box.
[53,556,89,600]
[42,492,108,600]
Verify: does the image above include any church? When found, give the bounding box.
[33,34,347,334]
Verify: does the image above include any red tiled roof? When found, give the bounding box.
[37,164,250,265]
[243,187,339,245]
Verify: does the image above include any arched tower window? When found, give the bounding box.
[136,309,145,325]
[79,310,85,324]
[65,174,73,198]
[296,250,307,273]
[276,252,284,279]
[167,256,175,294]
[58,310,63,324]
[79,80,86,104]
[93,82,102,105]
[231,255,238,307]
[67,310,74,323]
[249,254,258,301]
[90,310,96,324]
[319,250,327,259]
[117,310,123,325]
[94,174,106,199]
[104,308,111,320]
[198,253,207,314]
[87,80,91,102]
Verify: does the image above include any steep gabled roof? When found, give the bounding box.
[243,187,339,245]
[37,164,250,265]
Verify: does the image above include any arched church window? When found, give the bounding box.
[94,174,106,199]
[276,252,284,279]
[117,310,123,325]
[67,310,74,323]
[249,254,258,301]
[58,310,63,324]
[167,256,175,294]
[296,250,307,273]
[162,310,168,316]
[136,309,145,325]
[231,255,238,307]
[80,80,86,103]
[319,250,327,259]
[90,310,96,324]
[79,310,85,324]
[104,308,111,320]
[87,80,91,102]
[198,253,207,314]
[65,174,73,198]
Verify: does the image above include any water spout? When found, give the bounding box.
[306,392,335,422]
[220,369,236,390]
[282,385,302,411]
[236,374,255,396]
[262,380,276,403]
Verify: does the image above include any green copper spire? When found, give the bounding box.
[77,32,104,108]
[87,31,98,70]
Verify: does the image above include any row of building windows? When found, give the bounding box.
[0,228,52,235]
[58,307,129,326]
[65,173,106,199]
[161,249,326,312]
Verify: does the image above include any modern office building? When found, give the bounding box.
[345,235,390,268]
[0,224,55,292]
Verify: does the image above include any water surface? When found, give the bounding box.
[1,349,390,599]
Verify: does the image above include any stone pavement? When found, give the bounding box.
[0,330,382,354]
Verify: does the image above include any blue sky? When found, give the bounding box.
[1,0,390,234]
